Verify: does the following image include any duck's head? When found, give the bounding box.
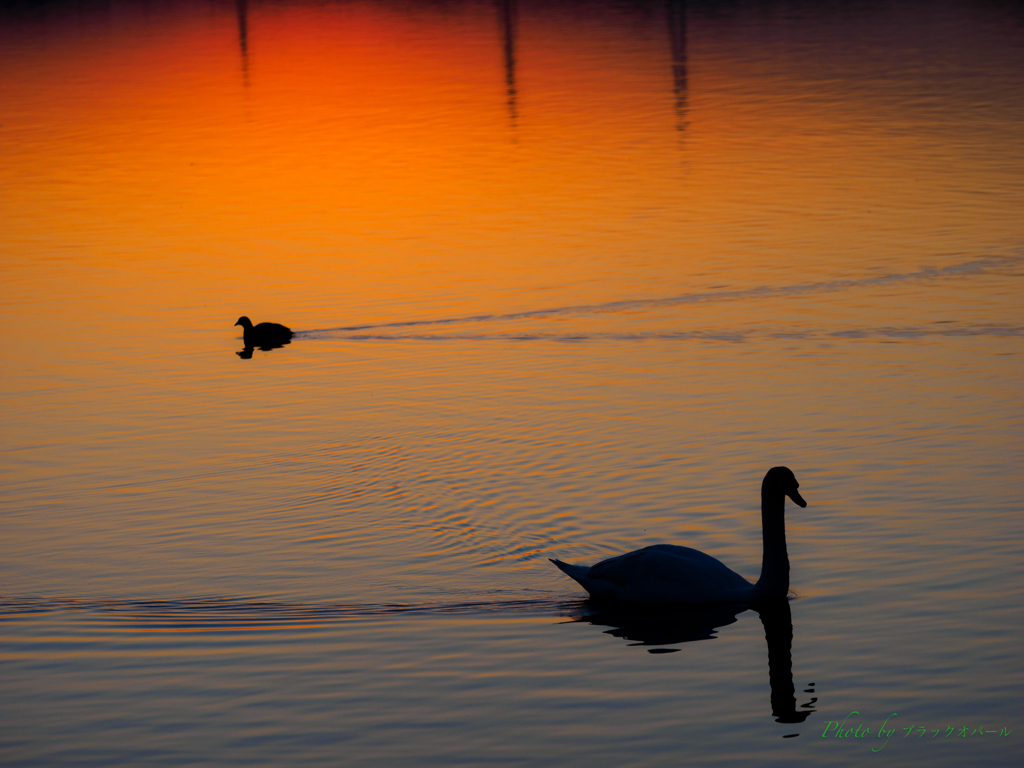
[234,316,253,329]
[762,466,807,508]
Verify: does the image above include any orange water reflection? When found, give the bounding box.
[1,6,1022,765]
[1,0,1022,604]
[4,1,1021,328]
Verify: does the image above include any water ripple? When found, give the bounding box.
[0,595,575,631]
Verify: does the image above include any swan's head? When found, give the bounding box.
[762,466,807,508]
[234,316,253,329]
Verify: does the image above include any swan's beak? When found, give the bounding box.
[788,489,807,508]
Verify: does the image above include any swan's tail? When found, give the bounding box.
[550,558,592,583]
[551,558,614,599]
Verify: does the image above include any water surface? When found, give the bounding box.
[1,0,1022,765]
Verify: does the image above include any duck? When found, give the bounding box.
[550,466,807,603]
[234,316,293,349]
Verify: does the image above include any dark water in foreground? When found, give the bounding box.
[2,0,1022,764]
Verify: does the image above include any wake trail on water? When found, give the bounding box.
[295,254,1021,342]
[0,596,578,629]
[300,324,1024,342]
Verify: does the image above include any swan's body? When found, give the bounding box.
[234,316,293,349]
[553,544,757,603]
[551,467,807,604]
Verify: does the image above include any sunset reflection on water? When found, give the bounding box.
[1,1,1022,766]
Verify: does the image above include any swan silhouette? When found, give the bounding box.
[551,466,807,603]
[234,316,293,350]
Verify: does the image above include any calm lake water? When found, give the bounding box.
[2,0,1022,765]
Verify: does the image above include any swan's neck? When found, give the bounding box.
[752,494,789,600]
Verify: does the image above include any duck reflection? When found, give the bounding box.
[236,342,289,358]
[236,341,289,359]
[236,0,249,86]
[566,598,815,728]
[496,0,519,126]
[667,0,688,131]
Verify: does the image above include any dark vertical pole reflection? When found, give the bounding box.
[756,600,816,727]
[666,0,687,132]
[497,0,519,127]
[237,0,250,88]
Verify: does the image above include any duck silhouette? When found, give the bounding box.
[551,467,806,603]
[234,316,293,352]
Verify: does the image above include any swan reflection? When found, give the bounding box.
[565,598,815,729]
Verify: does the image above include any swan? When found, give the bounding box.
[234,316,293,349]
[550,466,807,603]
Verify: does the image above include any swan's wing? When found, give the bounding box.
[645,543,750,580]
[588,545,752,597]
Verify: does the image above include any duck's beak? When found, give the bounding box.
[234,320,242,327]
[788,489,808,508]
